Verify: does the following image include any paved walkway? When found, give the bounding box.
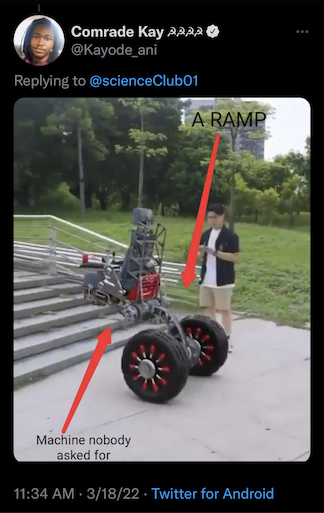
[14,317,310,462]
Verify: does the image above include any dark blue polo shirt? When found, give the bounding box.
[199,225,240,286]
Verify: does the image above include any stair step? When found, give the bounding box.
[14,315,125,360]
[14,294,88,319]
[14,322,163,386]
[13,304,117,338]
[14,283,83,304]
[13,270,39,279]
[14,274,66,291]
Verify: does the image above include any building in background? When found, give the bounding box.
[184,98,217,112]
[183,97,265,160]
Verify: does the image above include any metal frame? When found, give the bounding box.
[130,221,166,303]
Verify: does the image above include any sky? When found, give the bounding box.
[183,97,311,161]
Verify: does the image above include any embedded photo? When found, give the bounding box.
[13,97,310,462]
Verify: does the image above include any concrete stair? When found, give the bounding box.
[13,270,158,387]
[14,273,66,290]
[14,283,83,304]
[14,323,158,388]
[14,294,91,319]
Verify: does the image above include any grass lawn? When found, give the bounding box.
[14,210,310,328]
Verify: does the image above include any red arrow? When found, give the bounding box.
[181,134,220,288]
[62,327,111,433]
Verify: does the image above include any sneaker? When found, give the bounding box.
[227,336,233,353]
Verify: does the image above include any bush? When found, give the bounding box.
[255,188,279,225]
[91,196,101,210]
[36,183,80,213]
[163,203,180,217]
[108,192,123,211]
[237,211,310,229]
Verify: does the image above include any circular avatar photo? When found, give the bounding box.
[14,14,64,66]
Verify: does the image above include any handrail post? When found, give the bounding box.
[49,225,57,275]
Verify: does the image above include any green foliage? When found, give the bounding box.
[166,125,231,213]
[235,173,259,215]
[238,211,310,229]
[274,147,310,212]
[41,98,114,162]
[36,182,80,212]
[114,98,171,207]
[117,98,167,151]
[255,188,280,224]
[118,97,162,115]
[14,97,310,223]
[117,129,168,157]
[14,98,63,207]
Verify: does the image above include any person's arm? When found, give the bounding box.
[215,251,240,263]
[215,233,240,262]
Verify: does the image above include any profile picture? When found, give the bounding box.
[14,14,64,66]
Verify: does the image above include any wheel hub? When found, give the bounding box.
[123,304,141,322]
[138,359,156,379]
[186,336,202,367]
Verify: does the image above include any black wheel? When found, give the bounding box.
[179,315,228,376]
[121,329,189,403]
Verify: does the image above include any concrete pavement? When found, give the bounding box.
[14,317,310,462]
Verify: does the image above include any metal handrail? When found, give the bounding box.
[14,215,202,265]
[13,215,202,282]
[12,236,51,240]
[52,226,112,253]
[14,215,128,248]
[13,242,201,282]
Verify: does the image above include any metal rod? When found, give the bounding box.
[14,215,128,248]
[52,227,109,252]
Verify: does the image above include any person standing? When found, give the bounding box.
[199,204,240,352]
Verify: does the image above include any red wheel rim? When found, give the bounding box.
[128,344,171,392]
[186,324,215,367]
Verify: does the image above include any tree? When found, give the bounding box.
[234,173,259,218]
[255,188,280,225]
[14,98,62,208]
[115,98,168,208]
[141,98,186,212]
[214,151,242,224]
[193,99,275,230]
[41,98,114,214]
[279,175,306,225]
[167,125,231,215]
[238,153,290,194]
[273,136,310,211]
